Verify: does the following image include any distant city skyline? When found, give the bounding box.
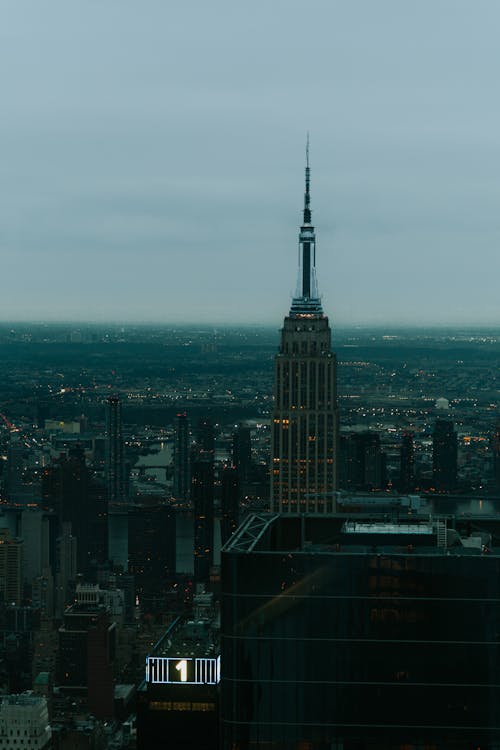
[2,1,500,326]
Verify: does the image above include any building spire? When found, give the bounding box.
[304,133,311,225]
[290,136,323,316]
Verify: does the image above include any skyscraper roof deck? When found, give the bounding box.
[147,616,219,662]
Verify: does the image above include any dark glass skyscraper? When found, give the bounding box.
[340,431,386,491]
[220,465,239,545]
[5,438,26,503]
[192,453,214,586]
[491,420,500,492]
[192,420,215,585]
[105,394,125,504]
[197,418,215,455]
[58,603,115,719]
[137,614,220,750]
[128,504,176,613]
[432,419,458,491]
[42,446,106,576]
[399,430,415,492]
[173,412,190,502]
[271,146,338,513]
[221,513,500,749]
[232,422,252,481]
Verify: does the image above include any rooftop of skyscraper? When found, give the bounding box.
[148,614,219,661]
[223,510,495,556]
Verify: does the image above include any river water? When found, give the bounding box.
[129,442,220,574]
[134,441,172,484]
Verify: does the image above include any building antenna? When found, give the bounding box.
[304,133,311,224]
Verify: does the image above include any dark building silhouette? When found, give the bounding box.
[192,454,214,586]
[42,447,107,576]
[55,520,77,617]
[57,603,115,719]
[105,394,126,504]
[358,431,385,490]
[221,513,500,749]
[432,419,458,491]
[339,432,386,491]
[271,146,338,513]
[116,572,136,625]
[36,400,50,429]
[399,430,415,492]
[197,418,215,455]
[108,507,128,573]
[0,604,41,693]
[190,419,216,585]
[174,412,190,502]
[0,527,23,605]
[137,613,220,750]
[128,504,176,613]
[339,433,357,490]
[220,466,239,546]
[491,421,500,492]
[232,423,252,481]
[5,439,32,504]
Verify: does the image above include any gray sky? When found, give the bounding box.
[1,0,500,326]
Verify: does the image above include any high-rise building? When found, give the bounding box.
[491,420,500,492]
[221,512,500,749]
[0,527,23,605]
[190,420,216,585]
[128,503,176,613]
[5,438,32,504]
[192,454,214,586]
[106,394,125,504]
[108,508,129,572]
[197,418,215,455]
[42,447,107,575]
[137,612,220,750]
[20,509,53,616]
[432,419,458,491]
[399,430,415,492]
[220,465,239,545]
[271,146,338,513]
[55,521,77,618]
[20,509,51,586]
[57,603,116,719]
[339,431,386,491]
[174,412,190,502]
[232,422,252,481]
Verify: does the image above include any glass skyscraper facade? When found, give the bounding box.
[221,513,500,749]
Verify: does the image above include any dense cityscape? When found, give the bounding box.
[4,0,500,746]
[1,132,500,749]
[1,312,500,748]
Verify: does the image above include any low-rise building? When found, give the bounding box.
[0,693,51,749]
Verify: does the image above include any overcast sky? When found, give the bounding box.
[1,0,500,327]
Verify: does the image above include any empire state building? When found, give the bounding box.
[270,147,338,513]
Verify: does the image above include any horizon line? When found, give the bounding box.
[2,318,500,331]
